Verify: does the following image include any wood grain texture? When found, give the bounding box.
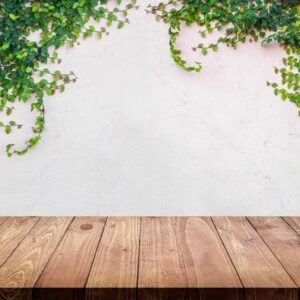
[245,288,298,300]
[36,217,107,288]
[0,216,298,300]
[0,217,39,267]
[139,217,187,288]
[248,217,300,287]
[0,217,7,227]
[212,217,296,289]
[0,217,72,289]
[177,217,242,288]
[86,217,140,300]
[284,217,300,235]
[138,217,188,300]
[0,288,33,300]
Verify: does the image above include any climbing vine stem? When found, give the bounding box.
[146,0,299,111]
[0,0,138,157]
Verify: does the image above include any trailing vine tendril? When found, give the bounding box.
[1,1,299,157]
[146,0,300,111]
[0,0,138,157]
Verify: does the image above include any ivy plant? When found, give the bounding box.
[146,0,299,111]
[0,0,138,157]
[1,1,299,157]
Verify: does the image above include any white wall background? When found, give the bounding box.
[0,0,299,216]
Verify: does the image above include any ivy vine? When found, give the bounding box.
[1,1,299,157]
[0,0,138,157]
[146,0,299,111]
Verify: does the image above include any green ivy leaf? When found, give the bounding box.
[0,0,136,157]
[201,48,208,56]
[5,126,11,135]
[9,13,17,21]
[118,21,125,29]
[2,43,10,50]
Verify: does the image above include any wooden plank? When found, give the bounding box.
[0,217,39,267]
[0,217,7,227]
[138,217,188,300]
[245,288,298,300]
[36,217,107,288]
[248,217,300,287]
[138,217,187,288]
[212,217,297,300]
[86,217,140,300]
[176,217,243,300]
[0,216,298,300]
[178,217,242,287]
[34,217,107,300]
[283,217,300,235]
[0,217,72,300]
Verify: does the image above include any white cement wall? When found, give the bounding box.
[0,0,299,215]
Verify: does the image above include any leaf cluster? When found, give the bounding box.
[0,0,137,157]
[147,0,299,111]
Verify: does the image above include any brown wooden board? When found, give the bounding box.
[0,217,72,300]
[34,217,107,300]
[138,217,188,300]
[212,217,297,300]
[176,217,243,299]
[245,288,298,300]
[0,217,39,267]
[178,217,242,287]
[248,217,300,287]
[0,217,298,300]
[86,217,140,300]
[283,217,300,235]
[0,218,6,227]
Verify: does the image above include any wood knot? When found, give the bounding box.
[80,224,93,230]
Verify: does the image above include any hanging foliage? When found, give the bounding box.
[0,0,138,157]
[146,0,299,111]
[1,1,299,157]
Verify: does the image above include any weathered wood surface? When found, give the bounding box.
[283,217,300,235]
[36,217,107,289]
[212,217,295,288]
[86,217,140,300]
[0,217,72,300]
[213,217,298,300]
[248,217,300,287]
[0,217,39,267]
[0,217,298,300]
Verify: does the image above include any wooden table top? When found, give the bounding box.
[0,217,299,300]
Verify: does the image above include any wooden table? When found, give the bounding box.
[0,217,299,300]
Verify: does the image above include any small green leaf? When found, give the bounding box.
[6,107,13,116]
[9,14,17,21]
[212,45,218,52]
[5,126,11,135]
[26,67,33,73]
[201,48,208,56]
[2,43,10,50]
[118,21,125,29]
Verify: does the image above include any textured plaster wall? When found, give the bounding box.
[0,0,299,215]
